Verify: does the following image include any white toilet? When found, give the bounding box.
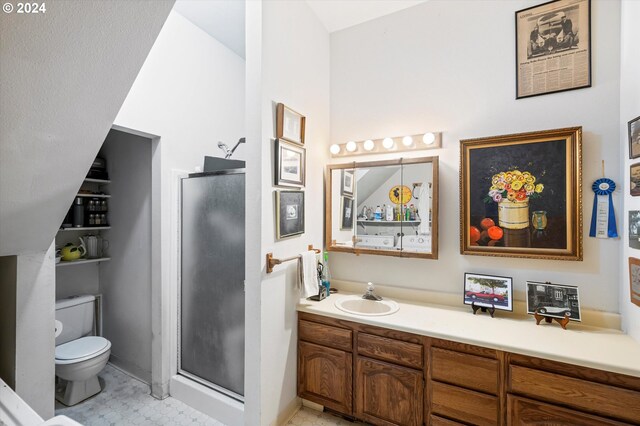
[55,295,111,406]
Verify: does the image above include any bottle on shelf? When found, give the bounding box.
[385,204,393,221]
[320,251,331,295]
[404,204,410,221]
[73,197,84,227]
[374,205,382,221]
[410,204,416,221]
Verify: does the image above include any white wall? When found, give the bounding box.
[0,0,173,257]
[99,130,153,382]
[113,7,245,401]
[258,1,330,424]
[15,245,56,419]
[329,0,622,312]
[620,0,640,339]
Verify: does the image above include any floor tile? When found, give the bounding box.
[55,364,223,426]
[286,407,366,426]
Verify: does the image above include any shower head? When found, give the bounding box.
[217,138,245,159]
[217,141,231,158]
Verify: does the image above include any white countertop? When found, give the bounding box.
[298,291,640,378]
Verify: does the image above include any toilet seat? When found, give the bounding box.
[55,336,111,365]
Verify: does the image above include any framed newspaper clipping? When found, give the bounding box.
[515,0,591,99]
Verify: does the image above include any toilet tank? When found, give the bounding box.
[55,295,96,346]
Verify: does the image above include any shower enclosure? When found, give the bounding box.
[179,166,245,400]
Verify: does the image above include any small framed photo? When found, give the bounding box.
[629,116,640,159]
[340,196,354,230]
[629,211,640,249]
[276,103,305,145]
[463,273,513,311]
[276,190,305,240]
[341,169,354,197]
[526,281,581,321]
[631,164,640,196]
[275,139,305,187]
[629,257,640,307]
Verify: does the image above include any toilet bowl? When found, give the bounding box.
[55,295,111,406]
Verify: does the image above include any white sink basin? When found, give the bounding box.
[334,295,399,316]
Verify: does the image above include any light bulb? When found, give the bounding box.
[382,137,394,149]
[329,144,340,155]
[363,139,375,151]
[422,132,436,145]
[402,136,413,147]
[346,141,357,152]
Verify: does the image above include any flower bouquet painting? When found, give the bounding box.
[460,128,582,261]
[486,170,544,230]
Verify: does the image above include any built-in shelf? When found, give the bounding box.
[357,220,422,225]
[84,178,111,184]
[56,257,111,267]
[76,193,111,198]
[58,226,111,232]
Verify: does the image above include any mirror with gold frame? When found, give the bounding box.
[326,157,439,259]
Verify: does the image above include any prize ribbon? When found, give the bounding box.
[589,178,618,238]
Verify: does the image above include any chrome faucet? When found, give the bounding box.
[362,282,382,301]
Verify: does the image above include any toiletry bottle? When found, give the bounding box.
[321,251,331,295]
[73,197,84,227]
[382,204,387,221]
[374,205,382,221]
[410,204,416,221]
[404,204,410,221]
[386,204,393,221]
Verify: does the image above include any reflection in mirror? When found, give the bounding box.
[399,162,433,254]
[331,168,355,247]
[354,165,401,251]
[326,157,439,259]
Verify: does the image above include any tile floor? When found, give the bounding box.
[55,364,224,426]
[55,364,361,426]
[285,407,363,425]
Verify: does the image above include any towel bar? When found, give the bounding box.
[266,245,321,273]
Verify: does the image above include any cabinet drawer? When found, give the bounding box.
[429,415,464,425]
[509,365,640,424]
[357,333,423,369]
[431,347,498,395]
[508,394,627,425]
[431,381,498,426]
[299,319,352,352]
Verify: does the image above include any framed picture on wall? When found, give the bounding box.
[515,0,591,99]
[341,169,354,197]
[274,138,305,187]
[275,190,305,240]
[629,258,640,308]
[631,164,640,196]
[526,281,581,321]
[340,196,354,230]
[463,273,513,311]
[276,103,305,145]
[460,127,582,260]
[629,116,640,159]
[630,211,640,249]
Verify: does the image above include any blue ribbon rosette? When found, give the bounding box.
[589,178,618,238]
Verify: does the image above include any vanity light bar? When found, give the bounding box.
[329,132,442,158]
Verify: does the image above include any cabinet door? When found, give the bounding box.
[298,341,353,415]
[507,394,627,425]
[355,356,423,426]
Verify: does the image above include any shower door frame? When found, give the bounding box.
[176,169,246,403]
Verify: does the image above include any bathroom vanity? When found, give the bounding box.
[297,294,640,425]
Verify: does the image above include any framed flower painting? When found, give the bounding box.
[460,127,583,260]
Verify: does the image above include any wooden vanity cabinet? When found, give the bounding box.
[426,338,503,426]
[298,312,424,425]
[507,354,640,425]
[297,318,353,414]
[298,312,640,426]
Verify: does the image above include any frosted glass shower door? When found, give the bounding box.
[179,171,245,399]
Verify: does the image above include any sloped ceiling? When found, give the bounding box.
[0,0,174,256]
